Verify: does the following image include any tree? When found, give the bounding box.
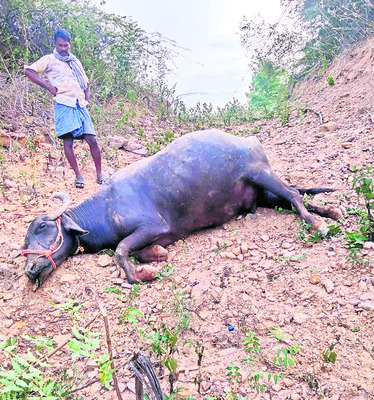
[240,0,374,78]
[0,0,176,100]
[247,61,291,122]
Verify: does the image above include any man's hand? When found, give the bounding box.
[48,86,58,96]
[25,68,57,97]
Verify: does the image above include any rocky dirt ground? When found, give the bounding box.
[1,40,374,400]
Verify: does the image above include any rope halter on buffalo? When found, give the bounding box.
[20,217,64,271]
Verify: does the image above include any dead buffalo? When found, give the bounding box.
[15,129,342,287]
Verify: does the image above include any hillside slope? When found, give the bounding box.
[0,40,374,400]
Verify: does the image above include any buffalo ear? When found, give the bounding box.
[62,215,89,236]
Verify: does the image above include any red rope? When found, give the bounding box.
[21,217,64,271]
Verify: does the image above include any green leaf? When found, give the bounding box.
[15,379,29,388]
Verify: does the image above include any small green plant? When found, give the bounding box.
[146,130,174,155]
[96,353,117,390]
[156,263,175,281]
[67,326,102,359]
[53,300,83,321]
[326,75,335,86]
[322,344,337,364]
[345,166,374,265]
[296,220,341,243]
[226,362,242,383]
[236,330,300,394]
[148,324,178,393]
[121,307,144,326]
[172,288,193,332]
[0,336,83,399]
[275,206,295,214]
[274,253,307,264]
[105,286,121,295]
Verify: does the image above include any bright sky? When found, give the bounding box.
[99,0,282,107]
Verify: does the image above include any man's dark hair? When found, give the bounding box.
[54,29,71,42]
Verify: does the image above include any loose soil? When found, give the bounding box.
[1,39,374,400]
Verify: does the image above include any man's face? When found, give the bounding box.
[55,38,71,56]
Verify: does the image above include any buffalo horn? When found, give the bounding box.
[47,192,71,220]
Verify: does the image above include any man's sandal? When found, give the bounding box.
[74,176,85,188]
[97,174,105,185]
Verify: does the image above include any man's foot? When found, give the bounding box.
[97,174,105,185]
[74,176,85,188]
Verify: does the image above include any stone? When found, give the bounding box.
[191,281,211,297]
[283,377,294,387]
[2,293,13,301]
[272,383,282,392]
[358,301,374,311]
[232,246,241,256]
[108,136,127,148]
[218,347,238,357]
[322,278,335,293]
[220,251,236,259]
[309,272,321,284]
[319,122,338,132]
[132,148,148,156]
[97,254,113,267]
[247,272,260,281]
[126,382,136,393]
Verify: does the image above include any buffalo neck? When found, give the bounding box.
[66,193,118,252]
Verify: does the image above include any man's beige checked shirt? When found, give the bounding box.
[25,54,89,108]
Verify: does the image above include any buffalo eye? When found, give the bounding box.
[39,222,46,229]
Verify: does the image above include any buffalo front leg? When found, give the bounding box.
[115,228,168,284]
[245,166,328,234]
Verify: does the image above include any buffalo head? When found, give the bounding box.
[15,193,88,287]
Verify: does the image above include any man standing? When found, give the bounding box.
[25,29,104,188]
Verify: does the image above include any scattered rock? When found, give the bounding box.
[283,377,294,387]
[247,272,260,281]
[131,148,148,156]
[218,348,238,357]
[322,278,335,293]
[359,301,374,311]
[191,281,211,297]
[97,254,113,267]
[108,136,127,148]
[309,272,321,284]
[126,382,136,393]
[220,251,236,259]
[319,122,338,132]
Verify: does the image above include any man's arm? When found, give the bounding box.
[24,68,58,96]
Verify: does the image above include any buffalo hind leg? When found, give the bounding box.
[306,201,343,220]
[260,190,343,220]
[245,165,328,233]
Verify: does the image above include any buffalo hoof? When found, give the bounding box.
[330,207,344,220]
[132,245,168,263]
[313,219,328,236]
[134,265,159,282]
